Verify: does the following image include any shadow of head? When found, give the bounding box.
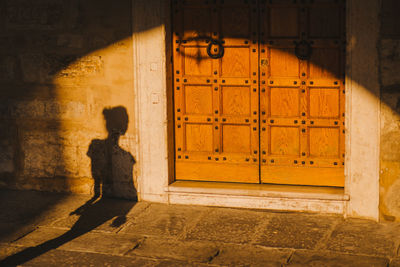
[103,106,129,137]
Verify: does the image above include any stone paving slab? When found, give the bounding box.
[325,218,400,257]
[120,203,209,237]
[1,189,400,266]
[2,248,156,267]
[126,237,219,263]
[0,223,37,243]
[286,250,390,267]
[210,244,293,267]
[185,208,271,243]
[13,227,142,256]
[256,212,340,249]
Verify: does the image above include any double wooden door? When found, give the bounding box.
[172,0,345,187]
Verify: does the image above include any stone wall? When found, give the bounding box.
[379,0,400,221]
[0,0,137,199]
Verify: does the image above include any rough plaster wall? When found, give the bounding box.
[379,0,400,221]
[0,0,137,198]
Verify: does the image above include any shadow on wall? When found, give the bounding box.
[0,106,137,266]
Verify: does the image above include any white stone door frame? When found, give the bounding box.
[132,0,381,220]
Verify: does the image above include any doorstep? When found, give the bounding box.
[165,181,349,214]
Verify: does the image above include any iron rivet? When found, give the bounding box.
[208,156,211,160]
[271,159,274,163]
[215,110,218,114]
[215,158,219,161]
[302,161,305,164]
[184,79,187,82]
[177,108,181,112]
[334,121,338,125]
[178,155,181,159]
[262,88,265,92]
[270,119,274,123]
[214,87,218,91]
[302,129,306,133]
[214,71,217,74]
[310,121,314,124]
[222,80,225,83]
[294,160,298,164]
[334,162,338,165]
[262,127,266,131]
[263,159,266,163]
[270,81,274,84]
[254,150,258,154]
[185,155,189,159]
[253,127,257,131]
[178,148,181,151]
[310,161,314,164]
[215,126,218,129]
[223,157,226,161]
[302,152,306,156]
[222,118,226,122]
[207,118,211,121]
[245,119,249,122]
[246,158,250,162]
[253,111,257,115]
[294,120,298,124]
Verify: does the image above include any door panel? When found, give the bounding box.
[260,0,345,186]
[173,0,259,183]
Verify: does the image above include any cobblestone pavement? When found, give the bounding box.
[0,189,399,266]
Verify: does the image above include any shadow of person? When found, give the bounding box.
[0,106,137,266]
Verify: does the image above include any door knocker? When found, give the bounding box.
[295,40,312,60]
[207,39,224,59]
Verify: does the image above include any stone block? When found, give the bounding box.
[0,56,18,81]
[391,257,400,267]
[5,0,65,30]
[380,40,400,86]
[381,0,400,37]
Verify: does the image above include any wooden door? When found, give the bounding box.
[259,0,345,186]
[173,0,260,183]
[172,0,345,187]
